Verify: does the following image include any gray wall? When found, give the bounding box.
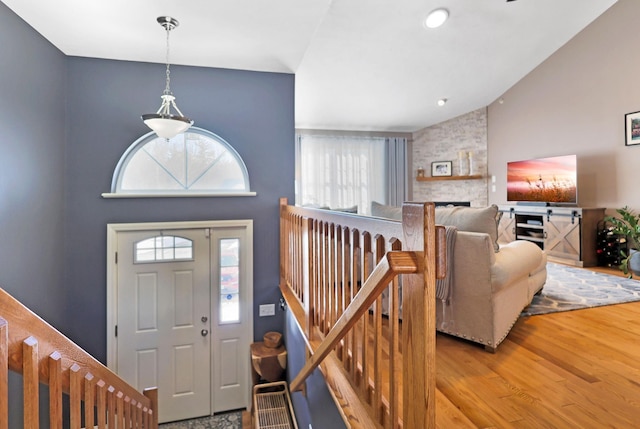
[0,1,296,423]
[487,0,640,212]
[0,0,66,325]
[285,312,346,429]
[63,57,295,359]
[0,3,66,426]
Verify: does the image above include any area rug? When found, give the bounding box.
[159,411,242,429]
[521,262,640,316]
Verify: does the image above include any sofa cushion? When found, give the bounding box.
[371,201,402,220]
[435,204,502,252]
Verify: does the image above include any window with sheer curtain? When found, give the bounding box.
[296,134,407,215]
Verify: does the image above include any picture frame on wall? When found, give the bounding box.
[431,161,452,177]
[625,111,640,146]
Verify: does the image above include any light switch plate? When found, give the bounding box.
[259,304,275,316]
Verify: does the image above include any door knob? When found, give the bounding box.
[201,329,209,337]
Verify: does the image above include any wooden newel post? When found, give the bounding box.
[401,202,437,428]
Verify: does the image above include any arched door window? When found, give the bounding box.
[109,127,252,196]
[134,235,194,263]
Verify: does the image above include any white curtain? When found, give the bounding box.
[297,134,386,215]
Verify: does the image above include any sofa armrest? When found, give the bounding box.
[451,232,495,294]
[491,240,544,292]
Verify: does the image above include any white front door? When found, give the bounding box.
[108,221,253,423]
[116,229,211,423]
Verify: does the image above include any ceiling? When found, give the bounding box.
[2,0,617,133]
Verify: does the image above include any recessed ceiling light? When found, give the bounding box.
[425,8,449,29]
[437,98,447,106]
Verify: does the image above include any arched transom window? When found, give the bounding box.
[109,127,253,197]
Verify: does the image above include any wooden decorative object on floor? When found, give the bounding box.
[251,341,287,385]
[263,331,283,348]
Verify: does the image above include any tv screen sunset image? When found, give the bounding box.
[507,155,577,203]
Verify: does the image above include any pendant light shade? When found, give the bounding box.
[142,16,193,139]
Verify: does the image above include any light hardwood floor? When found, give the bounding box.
[435,265,640,428]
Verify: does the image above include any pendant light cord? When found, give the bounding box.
[164,24,172,96]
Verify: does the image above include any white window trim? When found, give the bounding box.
[101,191,257,198]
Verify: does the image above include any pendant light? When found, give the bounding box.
[142,16,193,139]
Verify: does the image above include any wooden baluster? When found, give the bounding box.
[301,216,311,338]
[85,373,95,429]
[309,219,318,330]
[130,399,137,429]
[96,380,107,428]
[307,219,320,330]
[0,318,8,429]
[124,396,132,428]
[335,224,344,359]
[23,337,39,428]
[341,228,351,369]
[136,401,143,428]
[294,216,307,302]
[373,235,386,422]
[142,406,149,429]
[49,352,63,429]
[350,231,361,385]
[116,392,125,429]
[69,364,82,429]
[360,232,372,396]
[107,386,116,429]
[325,223,336,335]
[280,197,288,296]
[334,222,340,334]
[322,221,329,334]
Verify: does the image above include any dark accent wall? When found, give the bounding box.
[0,3,66,427]
[0,0,66,325]
[0,2,343,425]
[286,313,346,429]
[1,0,295,417]
[63,57,295,358]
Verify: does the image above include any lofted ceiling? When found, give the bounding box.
[2,0,617,132]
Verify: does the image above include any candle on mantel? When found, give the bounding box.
[468,151,474,176]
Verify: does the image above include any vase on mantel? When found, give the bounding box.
[458,151,468,176]
[468,151,474,176]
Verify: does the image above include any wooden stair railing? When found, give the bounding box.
[0,288,158,429]
[289,251,421,392]
[280,199,444,429]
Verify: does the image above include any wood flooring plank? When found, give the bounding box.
[431,265,640,429]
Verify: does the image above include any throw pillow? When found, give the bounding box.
[332,205,358,213]
[435,204,502,252]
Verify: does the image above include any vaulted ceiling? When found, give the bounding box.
[2,0,618,132]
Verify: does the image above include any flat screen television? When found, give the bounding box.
[506,154,577,205]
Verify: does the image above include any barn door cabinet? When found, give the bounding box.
[498,205,605,267]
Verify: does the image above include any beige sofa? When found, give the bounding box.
[371,202,547,351]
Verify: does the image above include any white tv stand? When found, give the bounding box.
[497,204,605,267]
